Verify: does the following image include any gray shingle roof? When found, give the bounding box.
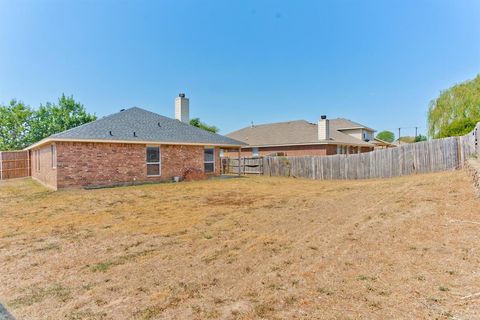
[48,107,245,147]
[227,119,375,147]
[332,118,375,132]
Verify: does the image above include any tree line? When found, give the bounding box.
[0,95,96,151]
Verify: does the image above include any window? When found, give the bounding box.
[204,148,215,173]
[337,146,349,155]
[363,131,371,141]
[146,146,161,176]
[51,145,57,169]
[252,147,259,157]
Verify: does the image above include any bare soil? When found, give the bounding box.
[1,171,479,319]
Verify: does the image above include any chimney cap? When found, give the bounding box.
[179,93,186,98]
[320,115,327,120]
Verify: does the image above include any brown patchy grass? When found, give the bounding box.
[0,171,479,319]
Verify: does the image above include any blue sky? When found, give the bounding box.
[1,0,479,136]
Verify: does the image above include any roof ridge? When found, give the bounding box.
[247,119,310,128]
[135,107,234,139]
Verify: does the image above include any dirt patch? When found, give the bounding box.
[1,171,479,319]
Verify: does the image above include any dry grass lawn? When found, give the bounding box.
[1,171,480,319]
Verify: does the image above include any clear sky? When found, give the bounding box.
[1,0,479,136]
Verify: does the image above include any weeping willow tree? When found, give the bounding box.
[428,75,480,138]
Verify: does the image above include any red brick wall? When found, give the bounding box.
[325,145,339,155]
[226,144,332,157]
[54,142,219,189]
[30,144,57,189]
[225,144,373,158]
[245,145,328,157]
[160,144,204,180]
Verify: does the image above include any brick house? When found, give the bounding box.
[25,94,245,190]
[225,116,375,157]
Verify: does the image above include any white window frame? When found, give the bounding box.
[204,147,215,173]
[146,146,161,177]
[252,147,259,157]
[51,144,57,169]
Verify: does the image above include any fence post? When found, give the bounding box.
[457,136,463,168]
[237,149,241,176]
[475,122,480,157]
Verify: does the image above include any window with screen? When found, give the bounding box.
[146,146,161,176]
[204,148,215,173]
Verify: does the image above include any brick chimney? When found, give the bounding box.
[175,93,189,123]
[318,115,330,140]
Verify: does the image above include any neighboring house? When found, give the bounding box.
[226,116,375,157]
[371,137,396,149]
[25,94,245,190]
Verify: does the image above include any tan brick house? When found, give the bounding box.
[26,94,245,190]
[226,116,375,157]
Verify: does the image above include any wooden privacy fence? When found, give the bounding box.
[222,157,264,175]
[0,151,30,180]
[263,133,478,180]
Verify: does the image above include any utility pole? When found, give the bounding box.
[398,128,401,145]
[415,126,418,138]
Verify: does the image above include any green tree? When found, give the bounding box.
[414,134,428,142]
[28,94,96,144]
[428,75,480,138]
[376,130,395,143]
[437,118,478,138]
[189,118,219,133]
[0,100,33,150]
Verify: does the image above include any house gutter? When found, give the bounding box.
[24,138,246,151]
[337,126,376,132]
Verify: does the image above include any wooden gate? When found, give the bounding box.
[0,151,30,180]
[222,157,264,175]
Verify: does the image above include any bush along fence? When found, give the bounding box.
[0,150,30,180]
[263,127,479,180]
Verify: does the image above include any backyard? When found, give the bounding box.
[1,171,480,319]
